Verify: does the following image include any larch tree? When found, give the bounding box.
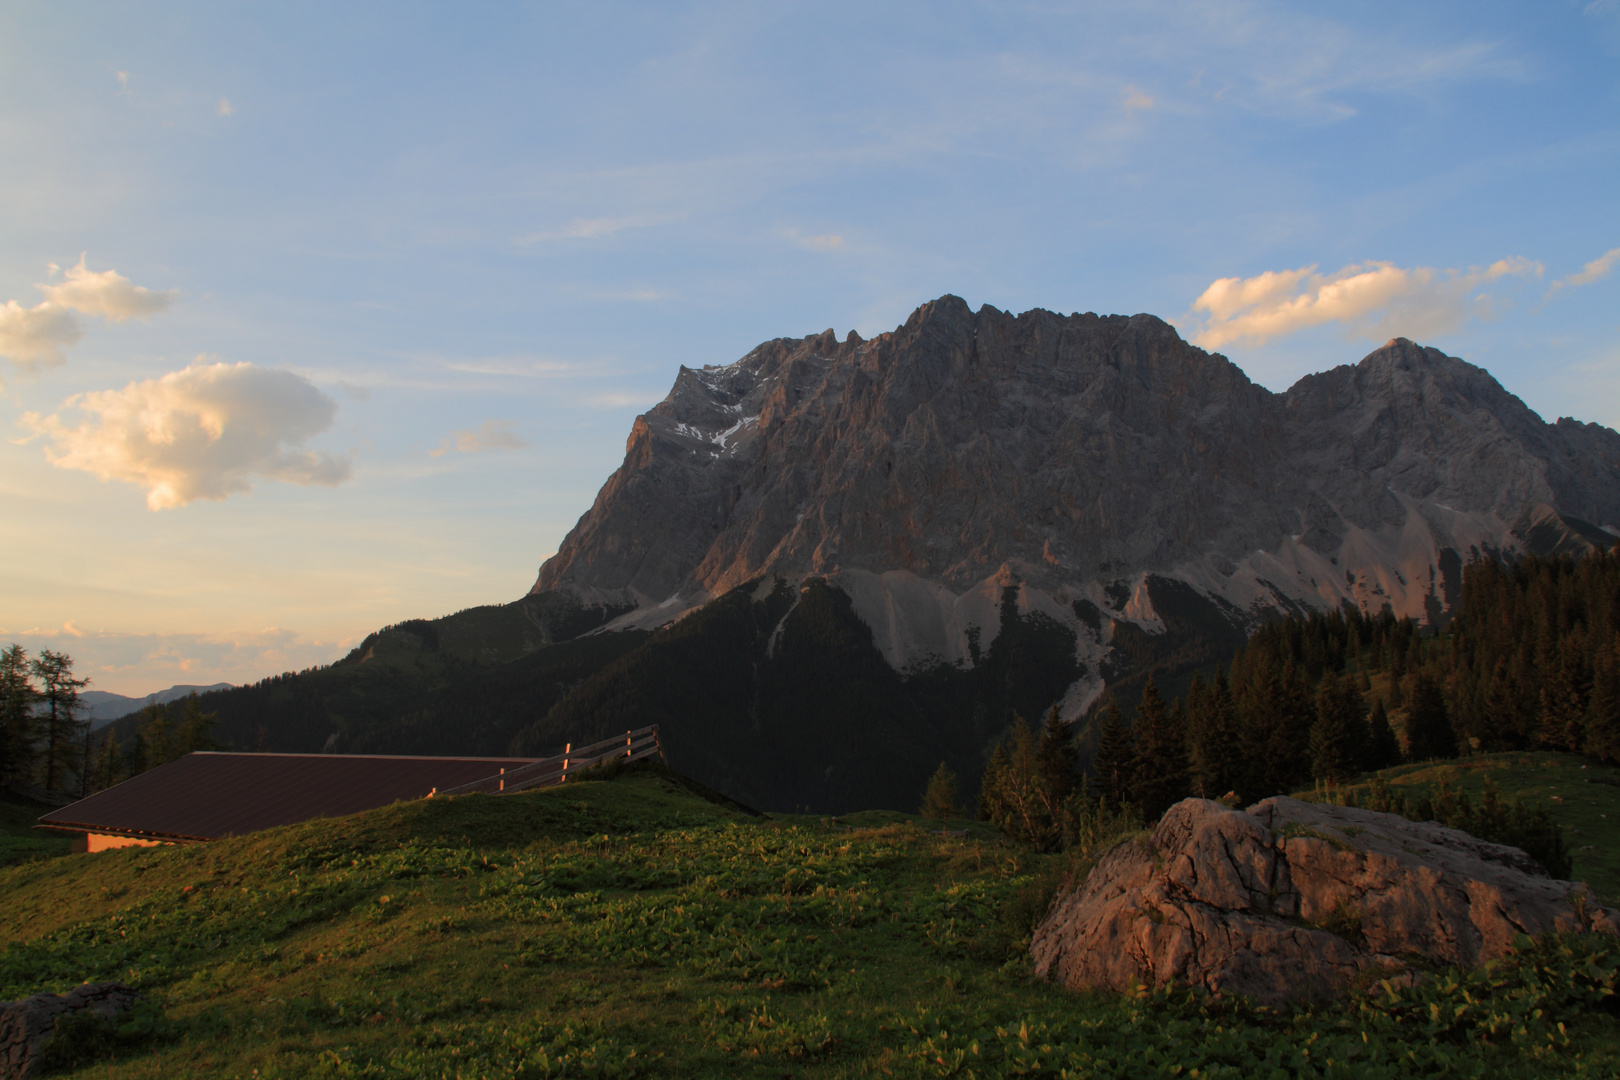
[920,762,960,820]
[0,644,39,793]
[29,649,88,794]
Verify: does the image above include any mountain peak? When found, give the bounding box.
[534,296,1620,711]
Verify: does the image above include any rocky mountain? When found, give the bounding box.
[535,294,1620,722]
[116,296,1620,814]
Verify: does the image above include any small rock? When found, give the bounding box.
[0,982,138,1080]
[1030,796,1617,1004]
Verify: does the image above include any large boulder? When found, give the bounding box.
[0,982,137,1080]
[1030,796,1618,1004]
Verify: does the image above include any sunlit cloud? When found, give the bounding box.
[0,257,175,375]
[22,359,350,510]
[1187,257,1542,350]
[1122,86,1155,110]
[430,419,527,457]
[803,234,844,250]
[0,301,82,371]
[217,97,233,117]
[1546,246,1620,299]
[38,255,176,321]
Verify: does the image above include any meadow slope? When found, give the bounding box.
[2,762,1618,1079]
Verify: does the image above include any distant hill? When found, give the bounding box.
[79,684,234,728]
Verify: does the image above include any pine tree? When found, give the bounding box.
[1187,667,1242,800]
[30,650,88,793]
[1537,641,1589,751]
[1091,697,1135,812]
[1482,656,1530,750]
[176,693,222,754]
[89,732,123,793]
[978,716,1065,850]
[1036,705,1077,805]
[1236,657,1313,801]
[1129,677,1189,820]
[0,644,39,793]
[1585,637,1620,765]
[133,703,174,773]
[1365,697,1402,770]
[1308,671,1362,783]
[1405,671,1458,761]
[920,762,960,820]
[977,744,1009,822]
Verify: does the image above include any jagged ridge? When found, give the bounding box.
[535,295,1620,718]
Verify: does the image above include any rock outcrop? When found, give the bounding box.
[534,296,1620,714]
[1030,796,1617,1004]
[0,982,137,1080]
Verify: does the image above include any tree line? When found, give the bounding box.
[0,645,91,797]
[1086,549,1620,821]
[0,643,221,800]
[963,549,1614,872]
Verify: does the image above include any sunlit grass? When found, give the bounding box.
[3,763,1617,1078]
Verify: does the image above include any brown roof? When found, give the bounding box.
[36,752,537,842]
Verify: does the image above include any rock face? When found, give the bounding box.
[0,982,137,1080]
[535,296,1620,715]
[1029,797,1618,1004]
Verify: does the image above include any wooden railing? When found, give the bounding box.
[429,726,663,798]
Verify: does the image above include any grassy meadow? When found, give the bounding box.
[2,760,1618,1078]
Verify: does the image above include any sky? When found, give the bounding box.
[1,1,1617,695]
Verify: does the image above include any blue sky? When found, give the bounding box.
[2,1,1617,694]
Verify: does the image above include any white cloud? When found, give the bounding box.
[1122,86,1155,111]
[803,234,844,250]
[38,255,176,321]
[22,359,350,510]
[0,257,175,375]
[0,301,81,369]
[217,97,233,117]
[1547,246,1620,298]
[430,419,527,457]
[1188,257,1542,350]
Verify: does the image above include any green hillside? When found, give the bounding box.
[1299,751,1620,903]
[4,763,1617,1078]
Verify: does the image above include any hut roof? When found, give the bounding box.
[35,752,537,842]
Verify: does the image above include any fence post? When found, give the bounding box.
[499,767,505,793]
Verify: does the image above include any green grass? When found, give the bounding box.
[1301,752,1620,902]
[3,762,1618,1079]
[0,793,74,867]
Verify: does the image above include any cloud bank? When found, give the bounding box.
[23,360,350,509]
[0,623,348,697]
[430,419,527,457]
[0,256,176,373]
[1188,257,1541,350]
